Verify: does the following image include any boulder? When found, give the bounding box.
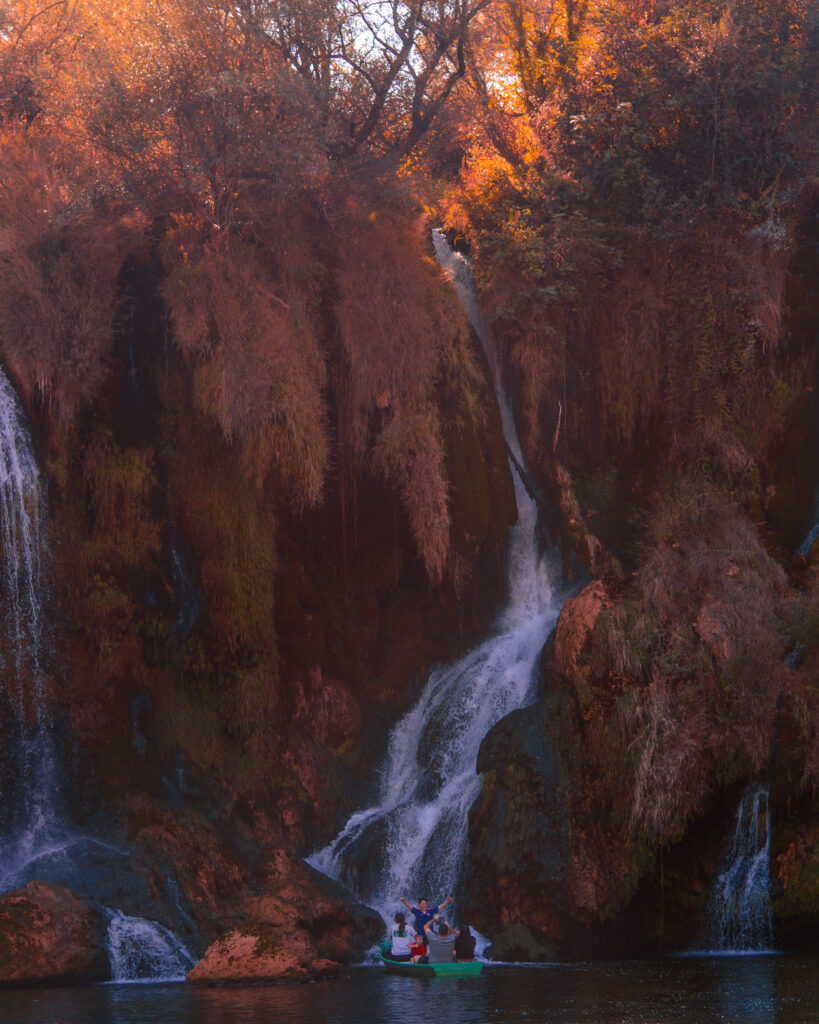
[485,923,555,963]
[253,850,383,960]
[552,581,610,713]
[187,924,339,984]
[0,881,109,987]
[553,581,610,682]
[466,699,574,945]
[188,855,383,984]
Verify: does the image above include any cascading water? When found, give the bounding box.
[308,232,563,926]
[105,911,194,983]
[0,368,196,980]
[708,786,774,952]
[0,365,60,886]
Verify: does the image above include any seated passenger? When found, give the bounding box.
[454,924,476,961]
[409,931,426,962]
[385,912,415,961]
[424,915,457,963]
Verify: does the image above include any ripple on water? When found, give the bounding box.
[2,955,818,1024]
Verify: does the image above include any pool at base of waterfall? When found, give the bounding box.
[3,954,818,1024]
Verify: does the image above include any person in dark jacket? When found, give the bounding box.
[454,924,476,961]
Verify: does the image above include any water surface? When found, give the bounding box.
[5,955,818,1024]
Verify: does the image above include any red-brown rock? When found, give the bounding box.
[553,581,610,713]
[0,881,109,987]
[187,924,340,984]
[553,581,610,679]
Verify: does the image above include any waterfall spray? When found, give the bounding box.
[308,233,564,927]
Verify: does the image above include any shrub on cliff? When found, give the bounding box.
[598,485,789,837]
[0,132,142,417]
[163,221,328,509]
[335,209,485,582]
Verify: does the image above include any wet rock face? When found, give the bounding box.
[0,881,109,987]
[464,584,617,950]
[465,582,729,956]
[465,692,581,948]
[773,816,819,945]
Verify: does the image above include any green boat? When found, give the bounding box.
[379,943,484,977]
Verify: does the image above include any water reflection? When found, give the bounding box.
[714,956,775,1023]
[2,955,818,1024]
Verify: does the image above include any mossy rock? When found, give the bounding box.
[767,388,819,552]
[275,560,325,669]
[485,923,555,963]
[440,372,516,548]
[0,882,109,987]
[773,835,819,944]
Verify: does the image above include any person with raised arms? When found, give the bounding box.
[400,895,454,939]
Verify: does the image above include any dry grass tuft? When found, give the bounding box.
[0,132,142,416]
[335,209,469,581]
[163,223,328,508]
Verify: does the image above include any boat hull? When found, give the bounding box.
[379,952,483,977]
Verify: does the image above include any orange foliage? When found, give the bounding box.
[0,131,142,416]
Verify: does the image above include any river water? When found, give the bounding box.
[4,955,817,1024]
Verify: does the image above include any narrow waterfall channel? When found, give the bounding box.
[0,365,60,886]
[708,786,774,952]
[308,233,564,929]
[0,367,194,983]
[105,911,195,983]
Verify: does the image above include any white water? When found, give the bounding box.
[708,786,773,952]
[308,233,562,927]
[0,365,59,885]
[105,911,195,982]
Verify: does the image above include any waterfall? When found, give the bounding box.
[105,911,194,983]
[308,232,563,925]
[0,365,59,886]
[708,786,774,952]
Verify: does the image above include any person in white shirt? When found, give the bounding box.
[386,912,416,961]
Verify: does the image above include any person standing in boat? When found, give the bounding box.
[385,912,415,962]
[424,915,458,963]
[400,895,454,938]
